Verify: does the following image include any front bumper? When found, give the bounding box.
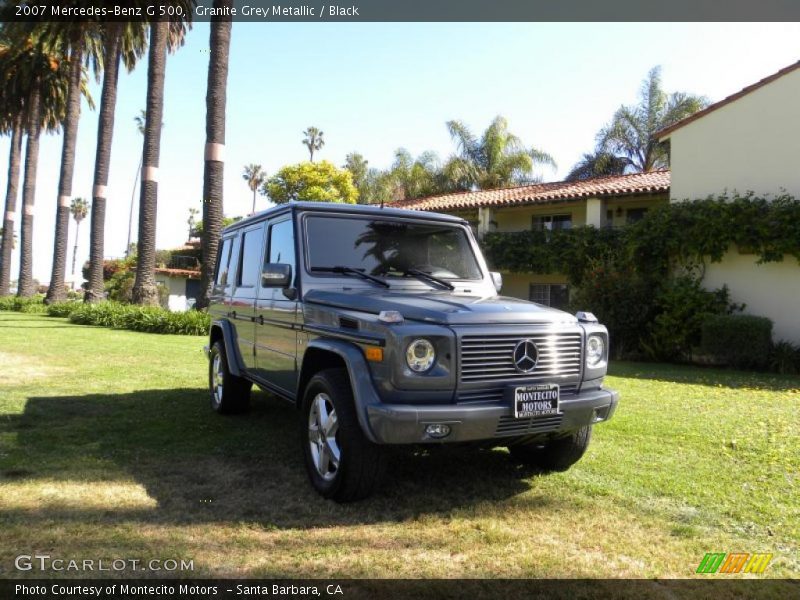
[365,387,619,444]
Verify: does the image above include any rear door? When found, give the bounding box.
[230,223,267,372]
[254,217,299,395]
[208,235,235,322]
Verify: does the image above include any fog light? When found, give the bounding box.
[424,423,451,439]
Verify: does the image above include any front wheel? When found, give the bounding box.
[301,368,386,502]
[508,425,592,472]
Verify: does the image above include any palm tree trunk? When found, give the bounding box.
[85,27,122,303]
[132,20,168,306]
[198,1,233,310]
[71,220,80,281]
[46,42,84,304]
[125,156,142,257]
[17,84,42,298]
[251,188,255,214]
[0,115,23,296]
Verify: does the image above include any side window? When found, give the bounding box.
[264,219,296,286]
[237,226,266,288]
[215,238,232,287]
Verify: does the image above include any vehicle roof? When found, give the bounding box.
[222,201,468,234]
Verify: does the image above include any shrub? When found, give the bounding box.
[0,295,46,313]
[700,314,773,370]
[46,301,82,318]
[67,301,210,335]
[769,341,800,375]
[641,271,741,362]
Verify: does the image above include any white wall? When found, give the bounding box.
[667,68,800,202]
[703,252,800,344]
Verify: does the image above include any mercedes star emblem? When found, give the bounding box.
[513,339,539,373]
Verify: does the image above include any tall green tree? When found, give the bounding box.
[302,126,324,161]
[198,0,233,309]
[132,12,193,305]
[242,163,265,214]
[69,196,88,284]
[595,66,708,172]
[85,23,147,302]
[44,21,100,304]
[443,116,555,191]
[263,161,358,204]
[389,148,446,201]
[344,152,371,204]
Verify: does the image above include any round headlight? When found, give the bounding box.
[586,335,605,367]
[406,339,436,372]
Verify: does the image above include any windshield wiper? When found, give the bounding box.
[312,266,390,288]
[403,268,455,291]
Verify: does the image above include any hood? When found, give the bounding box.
[303,289,577,326]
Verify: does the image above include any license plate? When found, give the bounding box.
[513,384,560,418]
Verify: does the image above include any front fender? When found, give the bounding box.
[300,339,382,443]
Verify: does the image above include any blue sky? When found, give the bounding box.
[2,22,799,282]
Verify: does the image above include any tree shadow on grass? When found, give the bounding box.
[1,388,557,529]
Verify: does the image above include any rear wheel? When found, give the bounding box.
[209,340,251,414]
[301,368,385,502]
[508,425,592,472]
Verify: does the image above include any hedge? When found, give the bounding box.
[700,314,774,370]
[65,302,210,336]
[0,295,47,313]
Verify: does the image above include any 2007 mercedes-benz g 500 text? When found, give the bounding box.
[205,202,619,501]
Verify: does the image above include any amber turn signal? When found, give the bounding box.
[365,347,384,362]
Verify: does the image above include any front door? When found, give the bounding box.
[230,224,266,371]
[254,217,298,395]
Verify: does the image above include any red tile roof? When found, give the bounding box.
[657,60,800,139]
[154,267,200,280]
[390,170,670,212]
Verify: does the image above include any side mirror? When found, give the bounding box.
[490,271,503,293]
[262,263,292,288]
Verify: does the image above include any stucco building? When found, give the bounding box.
[658,60,800,344]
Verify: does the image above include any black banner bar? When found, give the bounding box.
[4,0,800,23]
[2,579,799,600]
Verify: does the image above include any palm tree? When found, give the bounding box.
[198,0,233,310]
[0,112,23,296]
[132,14,193,306]
[85,22,147,303]
[565,151,632,181]
[302,126,324,161]
[242,164,265,214]
[44,22,100,304]
[443,116,555,191]
[1,29,73,297]
[389,149,446,201]
[596,67,708,172]
[125,109,147,258]
[69,197,88,286]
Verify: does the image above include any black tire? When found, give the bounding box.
[508,425,592,472]
[300,368,386,502]
[208,340,252,414]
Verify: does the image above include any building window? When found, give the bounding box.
[606,209,614,228]
[529,283,570,311]
[532,214,572,232]
[626,208,648,224]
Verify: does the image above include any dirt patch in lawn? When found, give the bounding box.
[0,351,62,385]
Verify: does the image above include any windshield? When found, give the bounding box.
[305,216,483,281]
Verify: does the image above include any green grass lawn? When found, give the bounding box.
[0,312,798,580]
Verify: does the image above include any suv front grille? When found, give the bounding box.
[459,331,583,382]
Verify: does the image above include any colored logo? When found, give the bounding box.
[696,552,773,574]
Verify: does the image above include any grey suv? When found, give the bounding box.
[205,202,619,501]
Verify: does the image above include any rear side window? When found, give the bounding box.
[237,226,266,287]
[215,238,232,286]
[264,219,296,286]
